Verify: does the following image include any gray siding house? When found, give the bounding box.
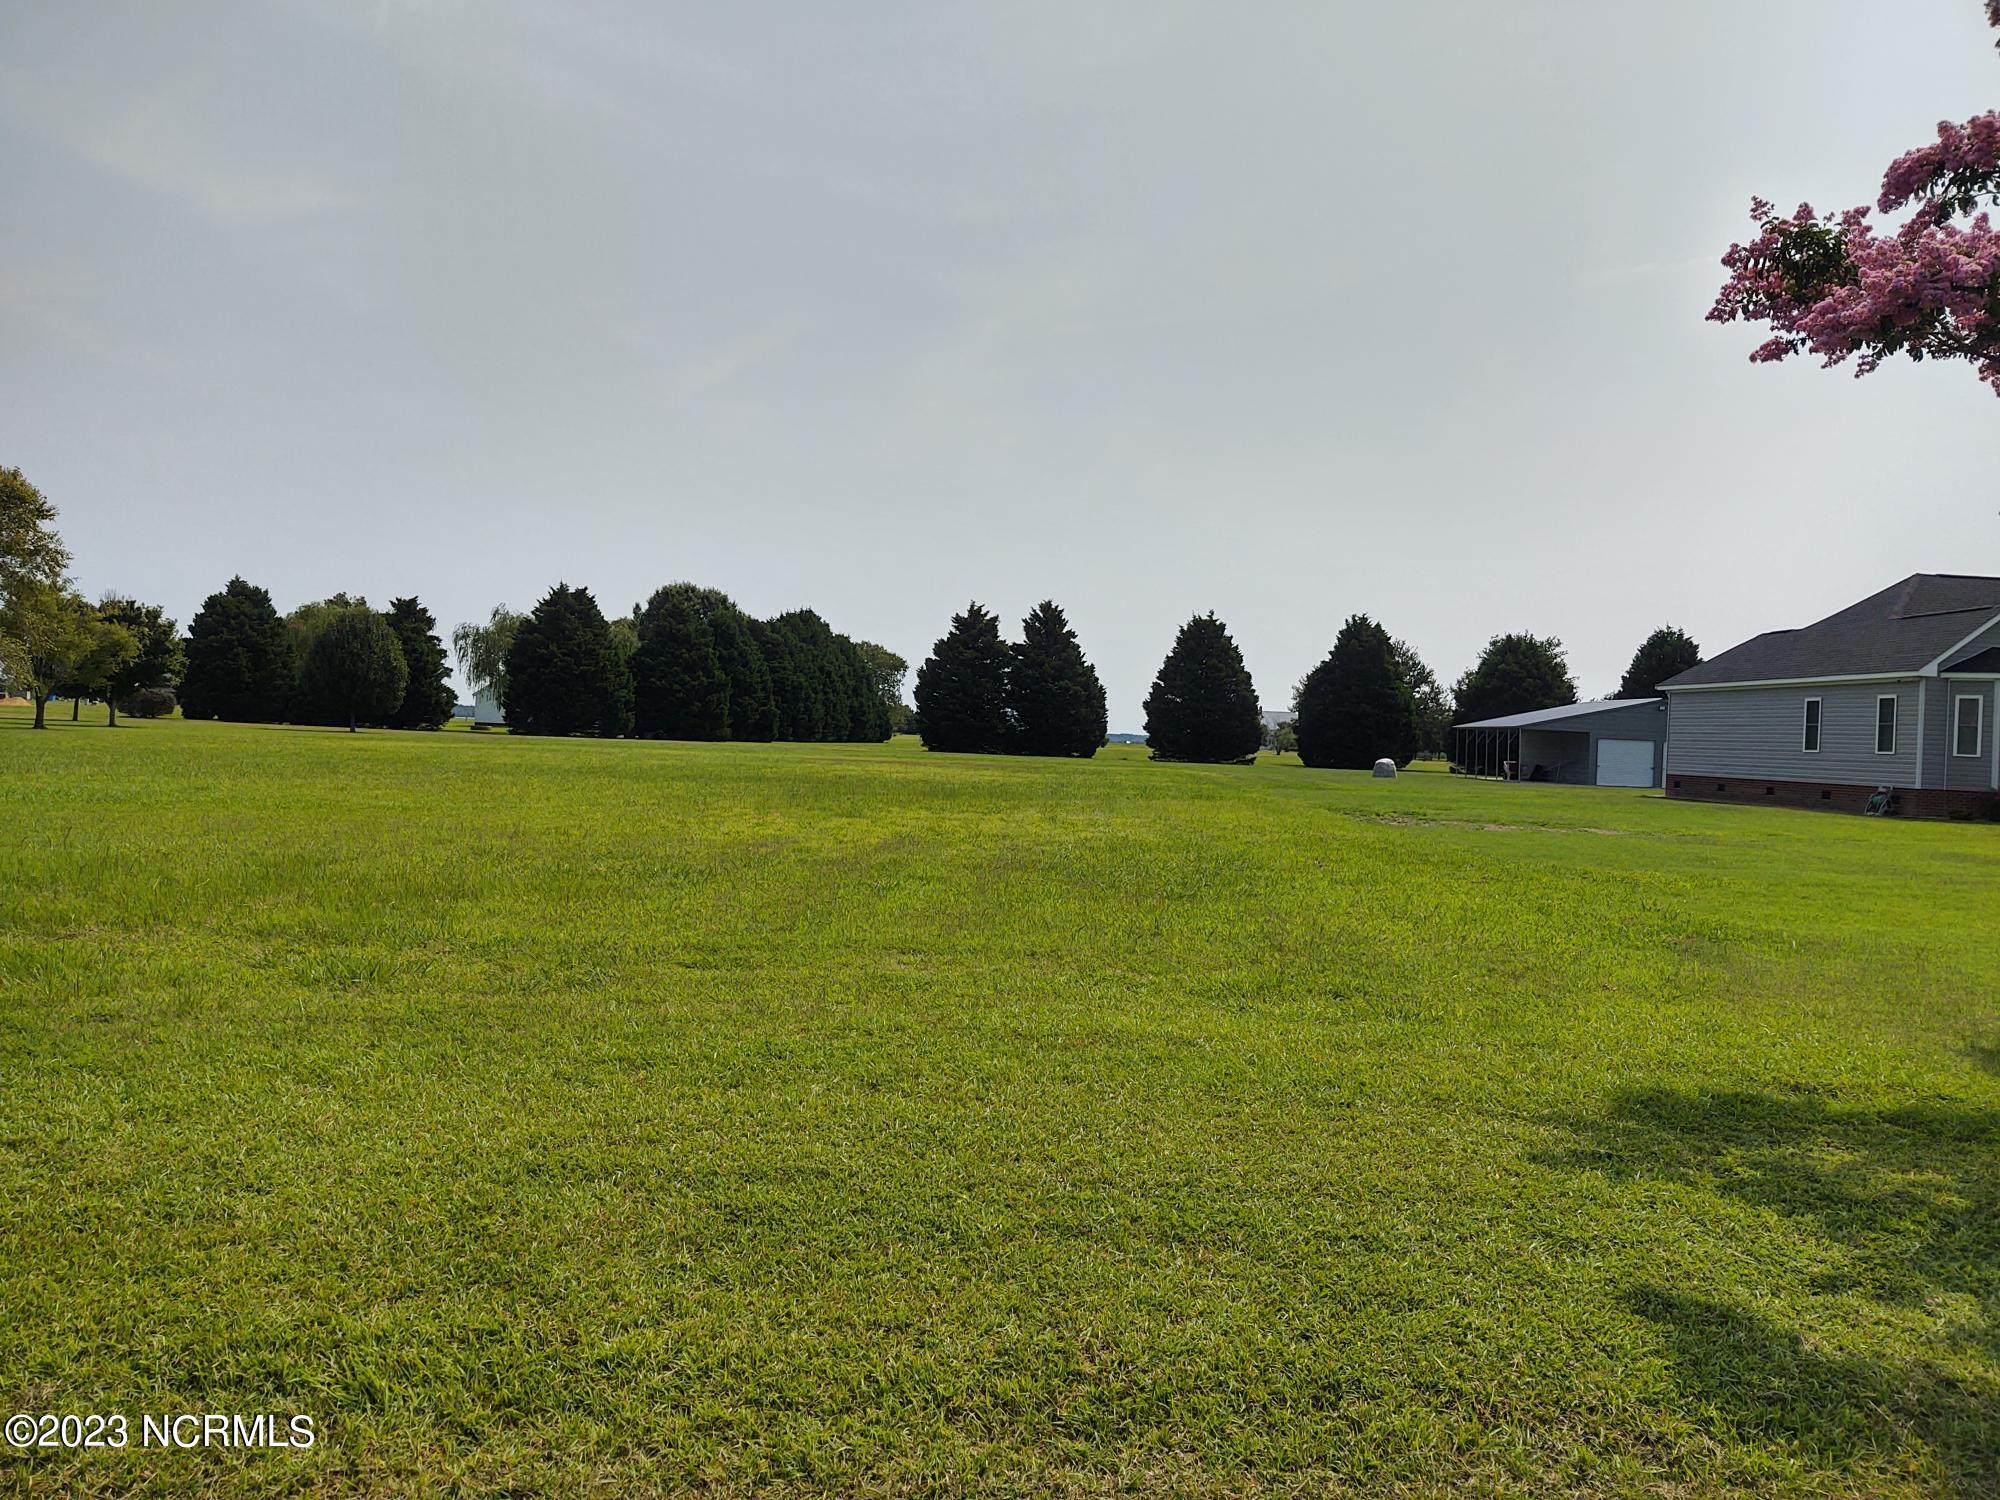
[1660,574,2000,816]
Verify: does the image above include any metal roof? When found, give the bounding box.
[1455,698,1663,731]
[1661,574,2000,689]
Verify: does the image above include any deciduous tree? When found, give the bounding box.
[0,466,69,601]
[1389,639,1451,760]
[1452,634,1577,727]
[0,585,133,730]
[297,606,409,732]
[1710,5,2000,396]
[453,606,524,715]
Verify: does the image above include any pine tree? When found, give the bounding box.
[914,603,1012,753]
[1007,600,1107,757]
[1452,634,1577,726]
[632,589,730,740]
[297,606,409,732]
[1143,612,1262,764]
[180,577,294,722]
[1616,626,1702,698]
[503,583,633,737]
[381,597,456,729]
[1294,614,1418,770]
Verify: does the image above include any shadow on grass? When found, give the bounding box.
[1548,1088,2000,1493]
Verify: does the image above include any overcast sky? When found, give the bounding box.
[4,1,1997,729]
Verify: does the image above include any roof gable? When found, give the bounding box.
[1662,574,2000,689]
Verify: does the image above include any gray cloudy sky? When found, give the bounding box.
[4,1,1997,729]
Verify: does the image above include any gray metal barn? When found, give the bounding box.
[1452,699,1667,787]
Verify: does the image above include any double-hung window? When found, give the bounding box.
[1875,694,1898,755]
[1801,697,1821,753]
[1954,693,1984,758]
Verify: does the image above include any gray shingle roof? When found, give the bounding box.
[1455,698,1662,730]
[1661,574,2000,689]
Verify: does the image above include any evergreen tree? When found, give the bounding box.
[1294,614,1418,769]
[503,583,633,737]
[650,584,775,741]
[98,596,184,728]
[752,615,824,741]
[1452,634,1577,726]
[631,589,730,740]
[1143,612,1262,764]
[914,602,1012,753]
[1007,600,1107,757]
[297,606,409,732]
[384,596,456,729]
[180,576,293,722]
[1616,625,1702,698]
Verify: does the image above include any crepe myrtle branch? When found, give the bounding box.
[1709,4,2000,395]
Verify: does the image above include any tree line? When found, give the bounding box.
[5,461,1702,760]
[453,582,905,742]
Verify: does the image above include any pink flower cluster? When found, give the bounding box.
[1878,112,2000,215]
[1710,200,2000,396]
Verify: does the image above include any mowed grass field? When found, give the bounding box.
[2,710,1998,1498]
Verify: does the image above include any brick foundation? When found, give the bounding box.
[1665,774,2000,820]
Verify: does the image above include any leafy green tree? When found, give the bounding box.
[297,606,409,732]
[852,641,908,744]
[1452,634,1577,726]
[1616,625,1702,699]
[1143,612,1262,764]
[632,589,730,740]
[0,584,133,730]
[1271,720,1299,756]
[98,597,183,727]
[0,466,69,601]
[453,606,524,714]
[1007,600,1107,757]
[384,596,456,729]
[1387,639,1451,761]
[914,602,1012,753]
[180,577,294,723]
[503,584,632,737]
[1295,614,1418,769]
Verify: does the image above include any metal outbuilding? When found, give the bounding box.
[1452,699,1667,787]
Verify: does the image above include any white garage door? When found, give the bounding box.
[1596,738,1655,787]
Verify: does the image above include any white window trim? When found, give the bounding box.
[1875,693,1898,756]
[1801,696,1822,754]
[1954,693,1984,758]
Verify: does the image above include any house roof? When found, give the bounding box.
[1455,698,1662,731]
[1948,646,2000,673]
[1661,574,2000,689]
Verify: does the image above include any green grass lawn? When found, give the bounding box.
[3,710,1997,1497]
